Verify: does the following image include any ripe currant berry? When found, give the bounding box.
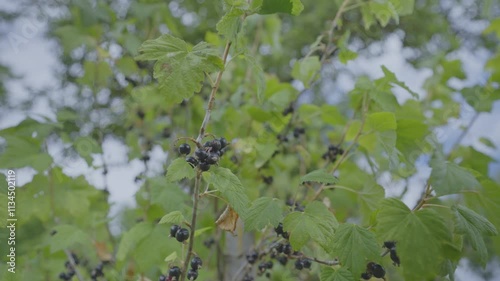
[274,243,284,253]
[195,149,208,161]
[246,251,258,264]
[137,109,145,119]
[361,272,372,280]
[219,137,228,149]
[179,143,191,155]
[158,275,167,281]
[59,273,68,280]
[198,162,210,171]
[367,262,385,278]
[242,274,254,281]
[209,139,221,151]
[175,228,189,242]
[294,259,304,270]
[186,156,198,168]
[190,256,202,270]
[168,266,181,278]
[265,261,273,269]
[277,256,288,266]
[274,223,284,236]
[187,269,198,280]
[258,262,268,272]
[302,258,312,269]
[170,225,181,237]
[283,243,292,255]
[206,153,219,164]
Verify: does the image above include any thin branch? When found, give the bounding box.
[64,250,85,281]
[196,41,232,142]
[180,172,202,281]
[412,181,432,211]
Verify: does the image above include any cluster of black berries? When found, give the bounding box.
[361,262,386,280]
[383,241,400,266]
[294,258,312,270]
[58,253,79,280]
[293,127,305,138]
[274,223,290,239]
[90,262,106,281]
[257,261,274,273]
[322,144,344,162]
[180,137,228,172]
[170,225,190,243]
[160,266,180,281]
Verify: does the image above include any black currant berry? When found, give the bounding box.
[274,223,284,236]
[159,275,167,281]
[206,153,219,164]
[168,266,181,278]
[242,274,254,281]
[187,269,198,280]
[198,162,211,171]
[219,137,228,148]
[179,143,191,155]
[59,273,68,280]
[265,261,273,269]
[274,243,284,253]
[258,262,268,272]
[367,262,385,278]
[283,244,292,255]
[246,251,258,264]
[209,140,221,151]
[190,256,202,270]
[277,256,288,266]
[175,228,189,242]
[170,225,181,237]
[302,258,312,269]
[282,231,290,239]
[195,149,209,160]
[361,272,372,280]
[186,156,198,168]
[294,259,304,270]
[262,176,273,185]
[203,238,215,248]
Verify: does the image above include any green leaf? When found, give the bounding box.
[194,226,213,237]
[452,205,498,265]
[429,154,480,196]
[116,222,153,261]
[300,169,338,184]
[49,225,92,253]
[291,56,321,88]
[244,197,283,231]
[206,167,250,217]
[366,112,397,132]
[216,7,245,41]
[338,48,358,64]
[164,251,178,262]
[320,267,354,281]
[390,0,414,16]
[331,223,380,278]
[158,211,186,225]
[377,198,451,280]
[484,18,500,38]
[166,158,196,182]
[136,35,223,103]
[241,55,266,101]
[381,66,419,98]
[0,136,53,172]
[369,1,399,27]
[283,201,338,250]
[258,0,304,15]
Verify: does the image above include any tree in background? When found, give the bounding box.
[1,0,500,280]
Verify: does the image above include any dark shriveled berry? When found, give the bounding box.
[277,256,288,266]
[367,262,385,278]
[168,266,181,278]
[283,243,293,255]
[179,143,191,155]
[258,262,268,272]
[170,225,181,237]
[187,269,198,280]
[159,275,167,281]
[175,228,189,242]
[383,241,396,250]
[390,249,401,266]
